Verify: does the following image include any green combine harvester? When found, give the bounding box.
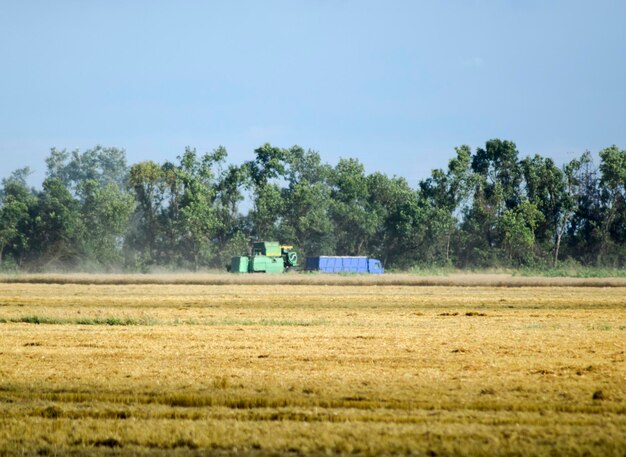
[230,241,298,273]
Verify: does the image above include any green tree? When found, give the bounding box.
[496,201,543,266]
[551,153,590,267]
[329,158,377,255]
[212,163,249,267]
[245,144,288,241]
[380,186,426,269]
[460,140,522,267]
[521,155,564,248]
[280,147,334,257]
[0,169,36,268]
[566,154,603,265]
[367,173,423,268]
[471,139,522,210]
[46,146,128,190]
[521,153,592,267]
[419,146,473,265]
[127,161,167,267]
[30,178,84,269]
[174,147,224,269]
[78,180,135,268]
[597,145,626,265]
[43,146,133,269]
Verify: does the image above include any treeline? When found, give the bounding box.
[0,140,625,272]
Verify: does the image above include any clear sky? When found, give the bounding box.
[1,0,625,187]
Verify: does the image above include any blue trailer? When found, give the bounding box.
[305,256,384,274]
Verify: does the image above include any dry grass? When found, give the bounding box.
[3,272,626,287]
[0,282,625,456]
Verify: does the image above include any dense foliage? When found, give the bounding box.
[1,140,625,271]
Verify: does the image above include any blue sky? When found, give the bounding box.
[1,1,625,186]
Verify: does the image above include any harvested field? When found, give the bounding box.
[0,279,625,456]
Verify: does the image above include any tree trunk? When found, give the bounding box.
[598,203,617,265]
[357,239,365,256]
[553,232,562,268]
[553,211,572,268]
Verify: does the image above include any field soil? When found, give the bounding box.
[0,278,625,456]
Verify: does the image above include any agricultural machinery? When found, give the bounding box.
[230,241,298,273]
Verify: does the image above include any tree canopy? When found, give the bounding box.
[1,141,625,272]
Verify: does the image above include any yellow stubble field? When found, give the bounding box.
[0,275,625,456]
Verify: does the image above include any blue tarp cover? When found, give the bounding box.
[305,256,384,274]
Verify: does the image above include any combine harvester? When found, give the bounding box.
[230,241,298,273]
